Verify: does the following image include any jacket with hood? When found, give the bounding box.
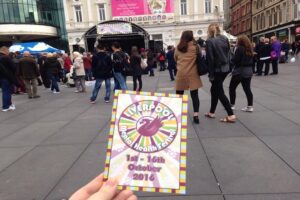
[44,57,61,75]
[18,56,40,79]
[92,51,112,79]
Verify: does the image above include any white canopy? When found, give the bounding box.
[223,31,237,42]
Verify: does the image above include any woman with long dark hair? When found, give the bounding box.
[205,23,236,123]
[175,30,203,124]
[229,35,254,112]
[130,46,143,91]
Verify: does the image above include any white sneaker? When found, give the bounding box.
[9,104,16,111]
[2,108,10,112]
[241,106,254,112]
[53,91,60,94]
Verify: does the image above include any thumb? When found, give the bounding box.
[88,178,118,200]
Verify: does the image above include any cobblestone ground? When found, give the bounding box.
[0,61,300,200]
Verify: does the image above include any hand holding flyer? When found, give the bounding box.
[104,90,188,194]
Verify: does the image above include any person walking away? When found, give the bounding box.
[130,46,143,91]
[147,49,155,77]
[175,31,203,124]
[0,46,18,111]
[270,36,281,75]
[252,42,257,73]
[18,51,40,99]
[255,37,265,75]
[281,39,290,63]
[63,53,72,76]
[10,52,24,94]
[44,53,61,93]
[257,38,272,76]
[57,53,64,82]
[205,23,236,123]
[90,44,112,103]
[158,51,166,71]
[111,42,128,90]
[83,52,93,81]
[166,46,177,81]
[73,52,86,93]
[38,53,51,88]
[229,35,254,112]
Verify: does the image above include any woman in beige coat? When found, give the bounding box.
[73,52,86,93]
[175,30,203,124]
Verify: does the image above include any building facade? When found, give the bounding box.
[224,0,231,32]
[229,0,252,37]
[252,0,300,42]
[63,0,224,52]
[0,0,68,50]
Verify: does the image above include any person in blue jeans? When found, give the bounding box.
[90,43,113,103]
[44,53,61,93]
[0,46,17,112]
[111,42,128,90]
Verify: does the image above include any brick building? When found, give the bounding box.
[252,0,300,42]
[229,0,252,37]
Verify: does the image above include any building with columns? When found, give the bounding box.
[252,0,300,42]
[63,0,224,52]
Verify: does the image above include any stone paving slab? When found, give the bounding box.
[0,144,86,200]
[42,118,109,145]
[0,121,68,147]
[44,143,107,200]
[139,195,223,200]
[260,135,300,174]
[237,111,300,137]
[276,109,300,124]
[0,147,32,172]
[202,137,300,194]
[225,193,300,200]
[0,122,27,140]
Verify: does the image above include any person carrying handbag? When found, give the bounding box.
[229,35,254,112]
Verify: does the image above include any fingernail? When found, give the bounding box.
[105,178,117,187]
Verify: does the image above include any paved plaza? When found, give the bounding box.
[0,61,300,200]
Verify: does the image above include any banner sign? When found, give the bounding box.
[104,90,188,194]
[111,0,174,22]
[97,23,133,35]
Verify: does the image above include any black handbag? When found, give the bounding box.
[196,45,208,76]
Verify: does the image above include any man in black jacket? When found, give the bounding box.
[0,46,17,112]
[90,44,113,103]
[255,37,265,76]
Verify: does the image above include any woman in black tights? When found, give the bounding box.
[229,35,254,112]
[205,23,237,123]
[174,31,203,124]
[130,46,143,91]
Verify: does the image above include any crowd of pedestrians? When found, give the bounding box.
[0,23,296,126]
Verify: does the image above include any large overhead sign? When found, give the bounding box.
[97,23,133,35]
[111,0,174,22]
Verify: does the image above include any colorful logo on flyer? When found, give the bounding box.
[118,100,178,153]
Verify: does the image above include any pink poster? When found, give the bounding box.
[112,0,174,17]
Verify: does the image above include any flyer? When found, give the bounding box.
[104,90,188,194]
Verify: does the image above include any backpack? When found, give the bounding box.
[159,54,165,61]
[111,51,132,76]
